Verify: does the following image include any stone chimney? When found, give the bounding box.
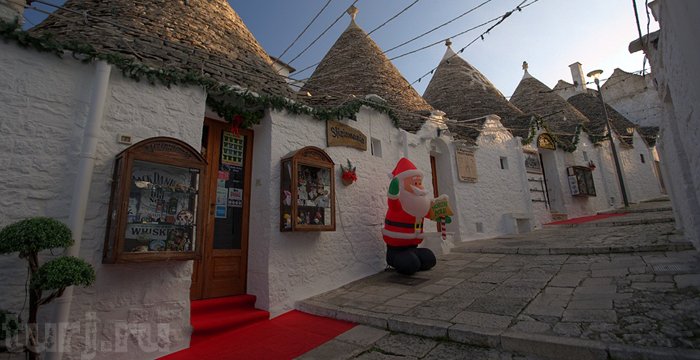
[0,0,26,24]
[569,62,587,93]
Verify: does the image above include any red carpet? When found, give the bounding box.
[189,294,270,345]
[161,305,355,360]
[545,213,627,225]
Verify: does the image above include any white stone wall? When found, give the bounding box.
[617,132,664,203]
[601,69,663,128]
[247,107,438,316]
[447,118,535,240]
[0,42,207,359]
[646,0,700,249]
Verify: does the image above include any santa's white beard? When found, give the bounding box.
[399,186,431,217]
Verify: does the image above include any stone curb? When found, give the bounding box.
[544,216,674,228]
[598,207,672,214]
[454,242,695,255]
[296,302,700,360]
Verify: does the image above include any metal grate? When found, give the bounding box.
[652,264,692,273]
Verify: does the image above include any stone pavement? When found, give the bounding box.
[296,201,700,360]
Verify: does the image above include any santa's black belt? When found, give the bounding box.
[385,219,422,229]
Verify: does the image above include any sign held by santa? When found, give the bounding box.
[382,157,451,275]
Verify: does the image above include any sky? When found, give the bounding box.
[23,0,659,98]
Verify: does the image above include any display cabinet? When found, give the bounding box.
[103,137,207,263]
[280,146,336,232]
[567,166,597,197]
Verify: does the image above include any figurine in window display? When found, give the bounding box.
[382,158,437,275]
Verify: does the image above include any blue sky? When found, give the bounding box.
[24,0,658,98]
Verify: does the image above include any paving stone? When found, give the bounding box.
[387,315,450,339]
[543,287,574,295]
[550,273,586,287]
[630,282,675,291]
[451,311,513,329]
[581,277,614,286]
[374,333,437,358]
[674,274,700,288]
[467,296,530,316]
[335,326,389,347]
[511,321,551,334]
[371,305,411,315]
[297,339,365,360]
[434,277,466,286]
[501,331,608,360]
[488,285,542,299]
[573,285,617,295]
[447,324,503,348]
[590,268,629,278]
[566,299,612,310]
[562,309,617,323]
[403,304,462,321]
[469,271,517,284]
[396,292,435,301]
[417,284,453,295]
[553,322,583,337]
[383,298,424,308]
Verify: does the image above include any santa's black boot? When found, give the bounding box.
[386,245,421,275]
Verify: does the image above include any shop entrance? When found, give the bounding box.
[191,119,253,300]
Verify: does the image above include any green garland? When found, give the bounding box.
[520,115,582,152]
[0,19,399,129]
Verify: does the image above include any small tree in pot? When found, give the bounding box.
[0,217,95,359]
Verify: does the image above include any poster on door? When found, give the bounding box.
[221,132,244,167]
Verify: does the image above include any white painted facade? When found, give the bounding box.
[641,0,700,250]
[245,106,442,316]
[601,69,663,128]
[0,42,207,358]
[437,116,538,241]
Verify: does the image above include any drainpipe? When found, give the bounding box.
[47,60,111,360]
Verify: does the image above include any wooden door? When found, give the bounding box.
[191,119,253,300]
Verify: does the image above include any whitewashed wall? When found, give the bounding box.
[616,132,664,203]
[0,42,206,359]
[645,0,700,250]
[445,117,535,241]
[601,69,663,128]
[247,107,438,316]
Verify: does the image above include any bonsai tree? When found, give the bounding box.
[0,217,95,359]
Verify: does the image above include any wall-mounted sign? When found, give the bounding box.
[327,120,367,151]
[455,148,478,183]
[537,133,556,150]
[524,151,542,174]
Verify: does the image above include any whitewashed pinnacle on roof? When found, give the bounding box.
[299,7,433,132]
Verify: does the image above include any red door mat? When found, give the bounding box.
[545,213,627,225]
[161,310,355,360]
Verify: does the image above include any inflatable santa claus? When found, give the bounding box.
[382,157,437,275]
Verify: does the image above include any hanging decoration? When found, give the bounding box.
[0,19,400,130]
[340,159,357,186]
[588,160,596,171]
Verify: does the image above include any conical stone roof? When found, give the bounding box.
[299,15,432,133]
[510,68,590,148]
[31,0,294,98]
[568,92,637,146]
[424,45,532,142]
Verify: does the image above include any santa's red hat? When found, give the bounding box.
[390,157,423,180]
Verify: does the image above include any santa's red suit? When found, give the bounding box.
[382,157,428,246]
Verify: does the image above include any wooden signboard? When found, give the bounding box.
[455,148,478,182]
[327,120,367,151]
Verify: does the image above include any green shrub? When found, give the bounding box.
[0,217,73,258]
[32,256,95,291]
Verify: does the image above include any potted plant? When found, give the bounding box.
[340,159,357,186]
[0,217,95,360]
